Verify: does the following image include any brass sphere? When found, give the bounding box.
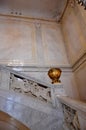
[48,68,62,84]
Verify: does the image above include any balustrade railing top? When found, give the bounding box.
[0,65,52,88]
[58,96,86,130]
[58,96,86,113]
[0,65,66,105]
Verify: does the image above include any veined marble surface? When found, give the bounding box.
[0,89,64,130]
[0,16,69,66]
[58,96,86,130]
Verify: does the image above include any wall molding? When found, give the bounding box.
[6,52,86,73]
[6,65,72,73]
[0,13,56,23]
[72,52,86,72]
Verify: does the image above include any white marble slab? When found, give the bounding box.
[0,89,64,130]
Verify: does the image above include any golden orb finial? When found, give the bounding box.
[48,68,62,84]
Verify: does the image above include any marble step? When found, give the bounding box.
[0,111,30,130]
[31,112,64,130]
[0,89,64,130]
[0,89,56,114]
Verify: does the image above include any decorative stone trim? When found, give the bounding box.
[58,96,86,130]
[76,0,86,10]
[62,103,80,130]
[72,52,86,72]
[9,73,51,103]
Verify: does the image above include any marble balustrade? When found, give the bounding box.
[10,73,51,102]
[58,96,86,130]
[0,65,66,106]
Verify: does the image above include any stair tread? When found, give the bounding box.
[0,89,64,130]
[0,89,60,114]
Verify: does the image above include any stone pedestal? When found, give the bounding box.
[0,69,10,90]
[51,83,67,107]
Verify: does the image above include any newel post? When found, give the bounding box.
[51,83,67,107]
[0,69,10,90]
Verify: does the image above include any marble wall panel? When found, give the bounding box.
[75,61,86,101]
[61,3,86,101]
[60,72,80,99]
[0,17,37,66]
[61,4,86,65]
[41,24,69,66]
[0,16,69,67]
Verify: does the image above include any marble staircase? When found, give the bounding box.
[0,89,64,130]
[0,65,65,130]
[0,66,85,130]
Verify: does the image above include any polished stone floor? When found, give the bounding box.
[0,89,64,130]
[0,111,30,130]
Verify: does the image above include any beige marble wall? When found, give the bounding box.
[41,24,69,66]
[61,2,86,65]
[0,15,80,100]
[0,17,37,66]
[0,16,69,67]
[61,2,86,101]
[75,60,86,101]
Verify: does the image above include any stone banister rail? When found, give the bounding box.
[0,65,66,106]
[58,96,86,130]
[0,65,52,88]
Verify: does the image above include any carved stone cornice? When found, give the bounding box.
[58,0,76,22]
[76,0,86,10]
